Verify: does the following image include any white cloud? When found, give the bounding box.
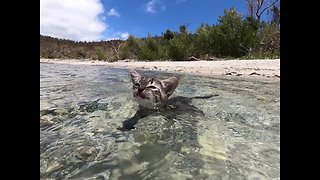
[107,8,120,17]
[105,32,130,41]
[120,32,129,39]
[145,0,165,14]
[40,0,107,41]
[146,0,156,13]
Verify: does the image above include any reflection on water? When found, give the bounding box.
[40,63,280,179]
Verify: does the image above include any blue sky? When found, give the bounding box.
[104,0,248,38]
[40,0,271,41]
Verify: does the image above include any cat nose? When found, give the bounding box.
[138,88,143,93]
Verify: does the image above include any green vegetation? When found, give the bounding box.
[95,47,106,61]
[40,36,123,62]
[40,1,280,61]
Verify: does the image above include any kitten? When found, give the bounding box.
[130,70,179,109]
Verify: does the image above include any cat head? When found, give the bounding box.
[130,70,179,109]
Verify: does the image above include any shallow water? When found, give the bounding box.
[40,63,280,180]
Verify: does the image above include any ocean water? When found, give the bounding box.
[40,63,280,180]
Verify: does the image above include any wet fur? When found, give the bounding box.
[118,70,217,131]
[118,95,217,131]
[130,70,179,109]
[117,74,218,178]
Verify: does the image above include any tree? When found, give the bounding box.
[179,25,187,34]
[119,35,141,59]
[245,0,280,58]
[270,3,280,25]
[194,23,217,57]
[216,8,244,57]
[246,0,280,22]
[168,38,188,60]
[163,29,174,40]
[95,47,106,61]
[137,37,161,61]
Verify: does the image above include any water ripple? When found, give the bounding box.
[40,63,280,179]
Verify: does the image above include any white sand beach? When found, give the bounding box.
[40,58,280,81]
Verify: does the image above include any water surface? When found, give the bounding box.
[40,63,280,179]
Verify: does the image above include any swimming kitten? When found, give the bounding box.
[130,70,179,109]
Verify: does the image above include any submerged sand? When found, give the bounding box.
[40,58,280,81]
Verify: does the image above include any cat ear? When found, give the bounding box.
[161,77,179,96]
[130,70,141,83]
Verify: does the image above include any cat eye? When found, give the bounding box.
[147,85,157,89]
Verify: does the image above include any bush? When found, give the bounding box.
[119,35,141,59]
[253,23,280,58]
[163,29,174,40]
[194,24,216,57]
[76,47,86,59]
[108,55,119,62]
[95,47,106,61]
[167,38,188,60]
[215,8,245,57]
[137,37,161,61]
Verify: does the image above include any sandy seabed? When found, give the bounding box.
[40,58,280,82]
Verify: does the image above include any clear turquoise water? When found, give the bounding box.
[40,63,280,179]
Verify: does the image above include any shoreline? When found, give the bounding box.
[40,58,280,82]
